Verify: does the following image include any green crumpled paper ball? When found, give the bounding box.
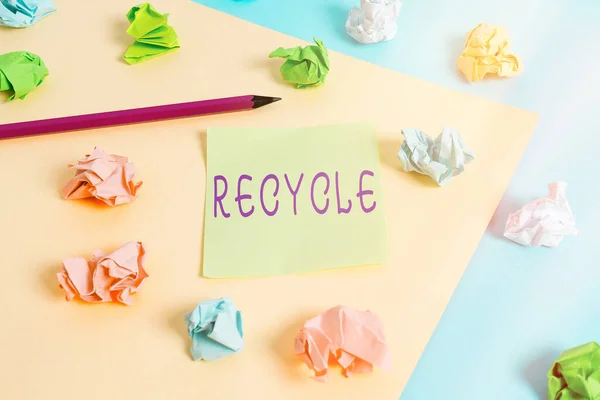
[548,342,600,400]
[123,3,180,65]
[268,37,330,88]
[0,51,48,101]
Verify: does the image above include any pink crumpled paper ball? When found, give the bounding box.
[294,305,392,382]
[504,182,579,247]
[62,147,143,206]
[57,241,149,305]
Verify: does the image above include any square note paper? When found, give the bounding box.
[203,122,387,278]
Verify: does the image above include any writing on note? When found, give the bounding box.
[212,169,377,218]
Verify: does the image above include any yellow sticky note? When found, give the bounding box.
[203,122,387,278]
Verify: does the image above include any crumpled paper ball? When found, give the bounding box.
[0,0,56,28]
[0,51,48,101]
[295,305,391,382]
[548,342,600,400]
[346,0,402,44]
[62,147,143,206]
[184,297,244,361]
[57,241,149,305]
[504,182,578,247]
[397,127,475,186]
[457,23,522,82]
[268,37,330,88]
[123,3,181,65]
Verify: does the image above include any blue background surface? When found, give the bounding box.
[193,0,600,398]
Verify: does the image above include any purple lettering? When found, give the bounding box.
[284,173,304,215]
[213,175,230,218]
[356,170,376,213]
[334,171,352,214]
[235,174,254,218]
[260,174,280,216]
[310,172,330,214]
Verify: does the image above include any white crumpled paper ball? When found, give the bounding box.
[346,0,402,44]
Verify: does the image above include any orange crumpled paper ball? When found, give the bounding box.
[294,305,392,382]
[57,241,149,305]
[62,147,143,206]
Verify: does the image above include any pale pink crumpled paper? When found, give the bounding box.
[294,305,392,382]
[504,182,579,247]
[57,241,149,305]
[62,147,143,206]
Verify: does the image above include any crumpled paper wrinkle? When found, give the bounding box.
[398,127,475,186]
[504,182,578,247]
[457,23,522,82]
[123,3,180,65]
[0,0,55,28]
[184,297,244,361]
[62,147,143,206]
[57,241,149,305]
[269,37,330,88]
[0,51,48,101]
[295,305,391,382]
[548,342,600,400]
[346,0,402,44]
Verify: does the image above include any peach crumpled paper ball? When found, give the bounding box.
[57,241,149,305]
[294,305,392,382]
[62,146,143,206]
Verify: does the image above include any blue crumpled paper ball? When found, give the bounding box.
[184,296,245,361]
[397,127,475,186]
[0,0,56,28]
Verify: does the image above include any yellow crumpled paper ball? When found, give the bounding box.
[457,23,522,82]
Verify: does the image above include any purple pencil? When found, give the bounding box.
[0,95,281,140]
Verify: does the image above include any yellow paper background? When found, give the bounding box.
[0,1,538,399]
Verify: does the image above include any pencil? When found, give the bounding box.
[0,95,282,140]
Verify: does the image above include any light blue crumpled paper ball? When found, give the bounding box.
[184,296,245,361]
[0,0,56,28]
[398,126,475,186]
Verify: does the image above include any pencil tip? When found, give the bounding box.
[252,95,282,109]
